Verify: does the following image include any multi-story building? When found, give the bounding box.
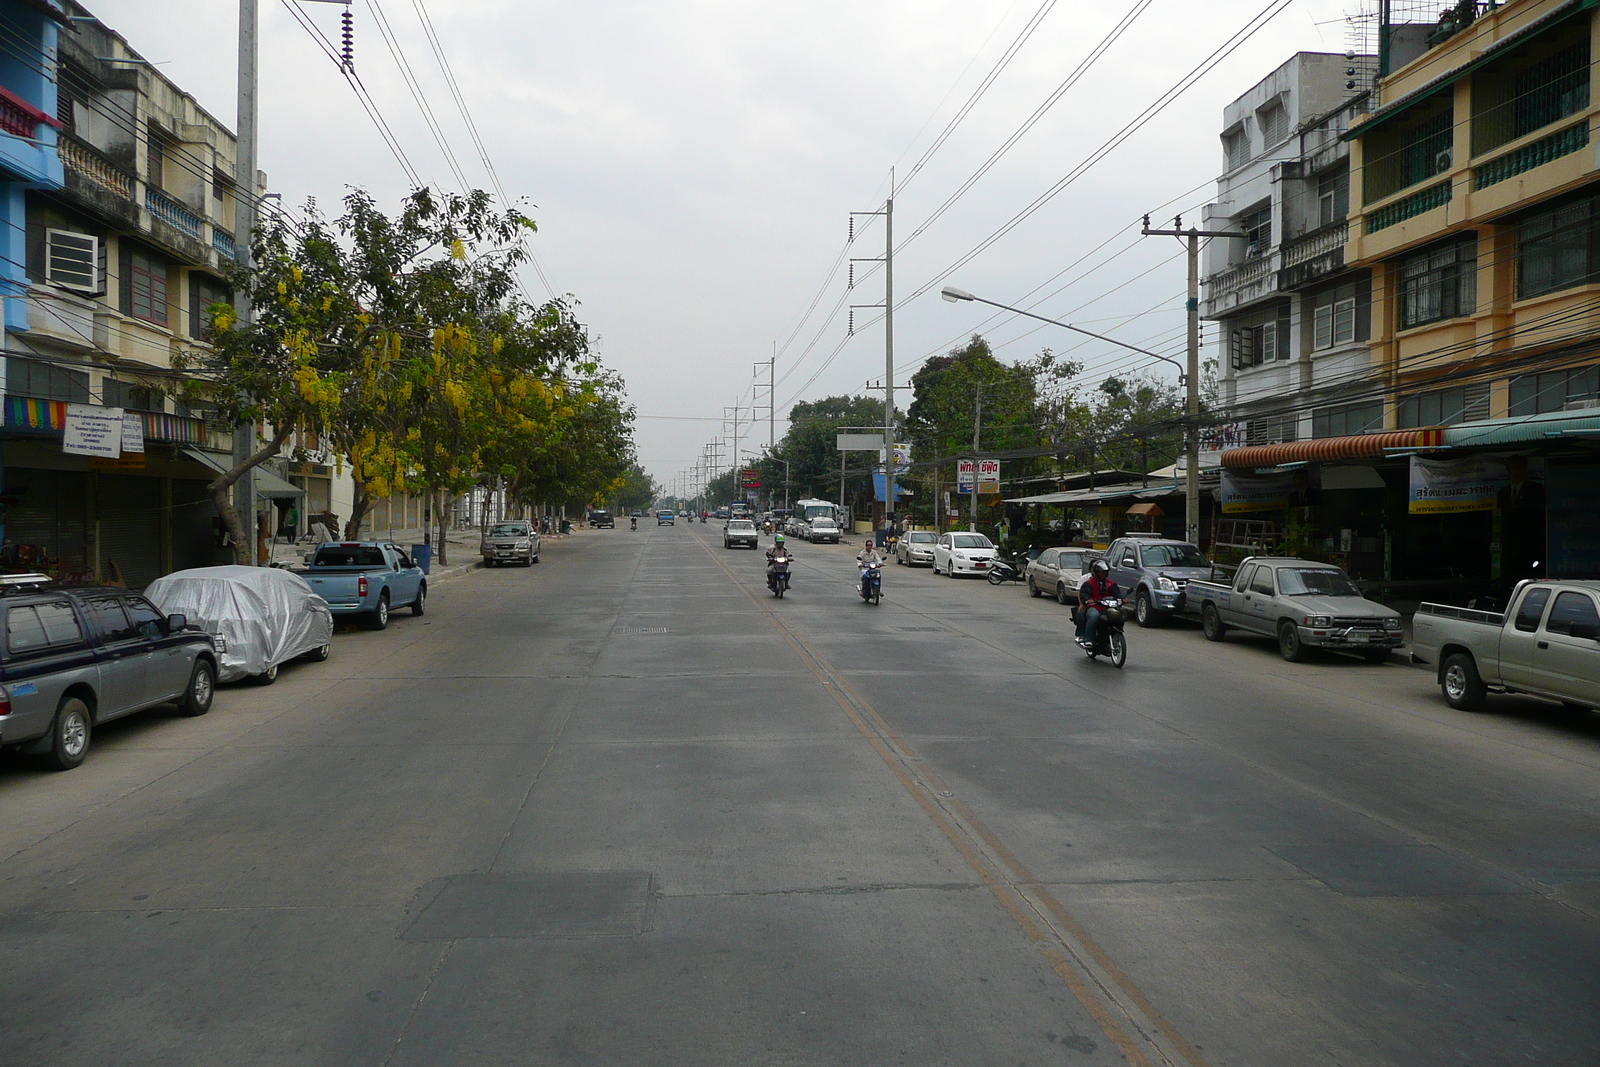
[1202,52,1378,448]
[1216,0,1600,592]
[0,1,311,587]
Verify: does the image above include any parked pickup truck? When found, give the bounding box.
[1100,536,1215,626]
[1412,580,1600,712]
[1190,556,1403,663]
[299,542,426,631]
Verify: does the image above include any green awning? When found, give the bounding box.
[1443,410,1600,447]
[182,448,306,498]
[1344,0,1595,142]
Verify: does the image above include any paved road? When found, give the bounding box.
[3,524,1599,1065]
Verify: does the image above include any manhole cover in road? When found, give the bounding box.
[403,871,655,941]
[614,627,669,635]
[1267,845,1532,897]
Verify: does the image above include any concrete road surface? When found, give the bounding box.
[2,522,1598,1065]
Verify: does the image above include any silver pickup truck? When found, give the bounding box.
[1412,580,1600,712]
[1189,556,1403,663]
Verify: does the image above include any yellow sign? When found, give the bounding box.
[90,454,146,471]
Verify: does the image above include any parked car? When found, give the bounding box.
[300,542,426,630]
[1413,580,1600,711]
[896,530,938,566]
[657,510,676,526]
[1188,557,1402,663]
[146,565,335,684]
[480,521,541,566]
[0,578,217,770]
[1100,537,1214,626]
[933,532,997,577]
[807,516,842,544]
[724,519,760,549]
[1026,547,1094,603]
[589,510,615,529]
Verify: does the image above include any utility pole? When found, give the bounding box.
[851,170,896,536]
[232,0,259,559]
[754,349,775,451]
[1141,214,1239,546]
[970,383,982,533]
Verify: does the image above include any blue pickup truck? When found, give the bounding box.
[299,542,426,630]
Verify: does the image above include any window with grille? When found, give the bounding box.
[1313,400,1383,438]
[1517,191,1600,298]
[44,229,100,294]
[5,357,89,403]
[1258,101,1288,147]
[121,245,169,325]
[1318,166,1349,227]
[1363,105,1453,202]
[1509,364,1600,416]
[1472,31,1590,155]
[1245,416,1297,446]
[1396,382,1491,427]
[1398,237,1476,329]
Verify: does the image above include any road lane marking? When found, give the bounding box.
[687,525,1208,1067]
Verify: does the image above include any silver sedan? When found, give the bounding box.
[895,530,938,566]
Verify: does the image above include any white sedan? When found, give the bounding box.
[932,532,998,577]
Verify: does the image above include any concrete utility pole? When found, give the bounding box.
[233,0,258,557]
[883,173,896,532]
[970,383,982,533]
[1141,214,1240,546]
[754,350,775,451]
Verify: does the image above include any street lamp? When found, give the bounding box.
[939,287,1186,381]
[941,284,1200,542]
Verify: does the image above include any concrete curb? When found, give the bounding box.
[422,559,483,584]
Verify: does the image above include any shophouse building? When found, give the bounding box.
[1214,0,1600,595]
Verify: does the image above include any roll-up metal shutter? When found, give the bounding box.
[3,468,89,579]
[96,474,162,590]
[171,478,223,572]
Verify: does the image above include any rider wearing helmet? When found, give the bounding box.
[1077,558,1119,646]
[766,533,791,587]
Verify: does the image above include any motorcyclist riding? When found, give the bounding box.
[856,539,884,593]
[1076,559,1120,648]
[629,515,637,531]
[766,533,792,584]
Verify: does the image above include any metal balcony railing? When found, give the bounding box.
[146,186,202,239]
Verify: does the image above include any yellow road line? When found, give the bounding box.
[687,526,1209,1067]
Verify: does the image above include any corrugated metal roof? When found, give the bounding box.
[1220,429,1443,469]
[1443,409,1600,446]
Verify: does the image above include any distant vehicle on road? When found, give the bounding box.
[1027,548,1093,603]
[1189,557,1402,663]
[933,532,997,577]
[723,519,760,549]
[302,543,426,631]
[146,565,334,685]
[1100,537,1213,627]
[895,530,937,566]
[480,521,541,566]
[792,498,842,534]
[1413,580,1600,712]
[806,516,842,544]
[657,510,676,526]
[589,510,615,529]
[0,581,217,770]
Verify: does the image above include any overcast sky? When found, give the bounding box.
[95,0,1365,486]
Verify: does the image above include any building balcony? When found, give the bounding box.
[146,186,203,241]
[212,228,235,259]
[59,133,133,206]
[1278,220,1349,289]
[0,85,62,188]
[1202,253,1277,318]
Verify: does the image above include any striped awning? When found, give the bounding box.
[1220,429,1444,469]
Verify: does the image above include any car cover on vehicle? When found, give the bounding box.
[145,565,334,682]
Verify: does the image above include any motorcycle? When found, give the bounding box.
[700,514,707,523]
[986,549,1029,585]
[858,562,882,605]
[629,517,637,531]
[1076,597,1128,668]
[767,553,791,598]
[762,520,774,536]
